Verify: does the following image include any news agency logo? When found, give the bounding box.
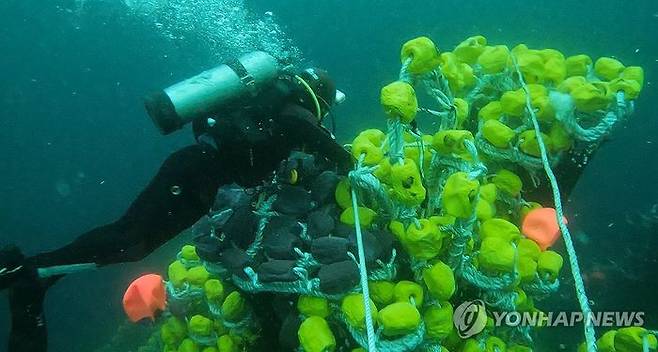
[453,300,488,338]
[453,300,646,337]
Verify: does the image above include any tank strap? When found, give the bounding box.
[225,58,257,96]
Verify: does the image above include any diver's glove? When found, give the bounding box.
[0,244,33,291]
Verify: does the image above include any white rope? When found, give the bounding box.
[350,187,378,351]
[512,55,597,352]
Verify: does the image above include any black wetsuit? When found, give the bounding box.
[7,79,352,352]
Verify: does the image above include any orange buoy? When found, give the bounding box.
[122,274,167,322]
[521,207,566,251]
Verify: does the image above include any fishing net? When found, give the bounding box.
[136,35,651,352]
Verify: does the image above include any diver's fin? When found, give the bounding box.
[8,276,49,352]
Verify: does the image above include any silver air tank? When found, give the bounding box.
[144,51,281,135]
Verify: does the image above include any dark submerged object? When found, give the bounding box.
[272,185,315,216]
[222,206,258,249]
[311,237,350,264]
[279,313,302,350]
[257,260,298,282]
[348,229,394,266]
[310,171,340,205]
[332,223,353,238]
[271,294,297,321]
[213,183,255,211]
[192,234,225,262]
[217,248,252,278]
[263,216,303,260]
[318,260,359,294]
[306,210,335,238]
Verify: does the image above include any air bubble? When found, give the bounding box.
[171,185,182,195]
[121,0,302,64]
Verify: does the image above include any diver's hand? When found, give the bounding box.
[2,246,54,351]
[0,244,32,291]
[8,270,49,352]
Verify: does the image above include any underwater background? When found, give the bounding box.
[0,0,657,351]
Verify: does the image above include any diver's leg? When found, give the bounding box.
[27,143,225,268]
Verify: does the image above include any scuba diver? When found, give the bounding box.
[0,51,352,352]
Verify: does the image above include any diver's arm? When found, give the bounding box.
[27,144,225,268]
[276,104,353,172]
[2,144,224,352]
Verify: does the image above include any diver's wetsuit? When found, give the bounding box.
[8,80,352,352]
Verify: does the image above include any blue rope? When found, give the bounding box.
[642,330,658,352]
[399,58,412,84]
[387,119,405,164]
[351,187,378,351]
[512,56,597,352]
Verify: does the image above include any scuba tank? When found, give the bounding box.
[144,51,281,135]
